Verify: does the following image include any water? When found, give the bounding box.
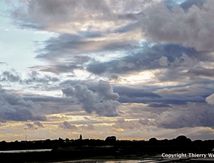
[47,157,214,163]
[0,149,52,153]
[51,160,153,163]
[49,156,170,163]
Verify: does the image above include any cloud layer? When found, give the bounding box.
[62,80,119,116]
[0,87,45,121]
[141,0,214,51]
[1,0,214,140]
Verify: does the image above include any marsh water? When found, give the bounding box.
[0,149,52,153]
[47,156,181,163]
[1,150,214,162]
[53,160,144,163]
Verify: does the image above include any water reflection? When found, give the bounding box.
[54,158,163,163]
[0,149,52,153]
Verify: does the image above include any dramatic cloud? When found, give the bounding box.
[0,86,82,122]
[141,0,214,51]
[14,0,111,29]
[0,87,45,121]
[114,86,160,99]
[188,68,214,77]
[158,103,214,128]
[87,44,198,75]
[119,92,205,105]
[10,0,152,76]
[1,0,214,140]
[62,80,119,116]
[37,33,138,63]
[13,0,157,31]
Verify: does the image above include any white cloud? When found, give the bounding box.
[206,93,214,105]
[13,0,158,31]
[141,0,214,51]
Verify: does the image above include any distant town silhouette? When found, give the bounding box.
[0,135,214,162]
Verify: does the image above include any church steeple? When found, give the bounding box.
[79,134,82,140]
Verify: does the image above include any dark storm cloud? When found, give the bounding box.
[23,95,73,103]
[114,81,213,108]
[62,80,119,116]
[188,68,214,77]
[0,86,83,122]
[1,109,45,121]
[34,32,140,74]
[0,88,46,121]
[23,95,81,115]
[37,33,103,59]
[158,103,214,128]
[87,44,198,74]
[11,0,150,75]
[119,94,205,105]
[60,79,210,108]
[114,86,161,104]
[114,86,161,98]
[12,0,214,78]
[113,84,208,106]
[37,33,138,60]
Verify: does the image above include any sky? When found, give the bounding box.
[0,0,214,141]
